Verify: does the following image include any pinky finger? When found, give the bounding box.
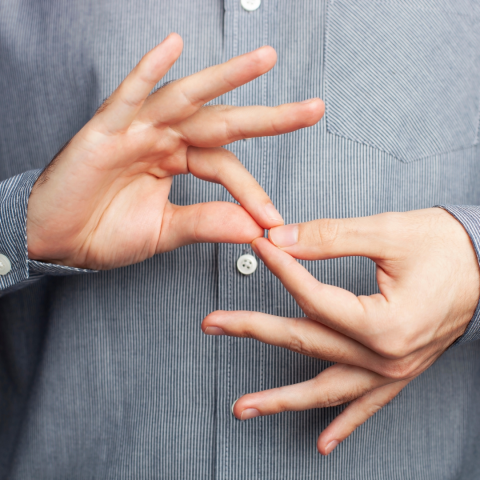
[317,379,411,456]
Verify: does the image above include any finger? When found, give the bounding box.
[251,237,380,342]
[176,100,324,147]
[91,33,184,133]
[268,214,397,261]
[202,311,386,372]
[187,147,283,229]
[138,46,278,125]
[157,201,264,253]
[317,379,410,455]
[232,364,392,420]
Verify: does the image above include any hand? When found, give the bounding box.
[202,208,480,454]
[26,33,324,269]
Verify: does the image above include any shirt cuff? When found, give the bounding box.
[438,205,480,344]
[0,169,95,294]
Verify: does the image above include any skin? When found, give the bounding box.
[26,33,325,268]
[202,208,480,455]
[25,33,479,458]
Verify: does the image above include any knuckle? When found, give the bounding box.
[312,375,362,408]
[269,115,282,136]
[286,332,310,356]
[219,148,240,170]
[95,98,112,116]
[365,401,385,418]
[274,398,289,413]
[152,79,176,94]
[120,95,143,111]
[369,321,416,360]
[322,389,358,407]
[220,71,238,92]
[270,388,290,413]
[319,393,340,408]
[240,312,260,338]
[312,219,340,248]
[380,358,416,380]
[373,340,410,360]
[222,115,234,142]
[286,318,321,358]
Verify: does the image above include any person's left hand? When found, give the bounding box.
[202,208,480,455]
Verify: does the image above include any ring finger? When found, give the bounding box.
[202,310,437,379]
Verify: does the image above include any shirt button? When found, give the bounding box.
[237,254,258,275]
[0,254,12,275]
[241,0,261,12]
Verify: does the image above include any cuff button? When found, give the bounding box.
[0,254,12,275]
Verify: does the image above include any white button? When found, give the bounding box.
[237,254,258,275]
[0,254,11,275]
[241,0,261,12]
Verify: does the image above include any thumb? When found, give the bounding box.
[268,215,394,261]
[157,201,264,253]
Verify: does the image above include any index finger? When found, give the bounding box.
[90,33,184,133]
[251,237,386,345]
[138,46,278,125]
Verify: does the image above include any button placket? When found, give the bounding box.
[217,1,270,478]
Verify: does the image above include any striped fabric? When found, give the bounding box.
[325,0,480,163]
[438,205,480,344]
[0,170,95,296]
[1,0,480,478]
[0,171,41,291]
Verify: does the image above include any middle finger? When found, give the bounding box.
[202,310,440,380]
[138,46,278,125]
[175,100,324,147]
[202,311,383,371]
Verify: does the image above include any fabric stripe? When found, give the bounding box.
[1,0,480,479]
[439,205,480,343]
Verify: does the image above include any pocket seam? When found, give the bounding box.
[324,0,480,163]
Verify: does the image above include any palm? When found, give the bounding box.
[61,123,187,269]
[26,34,324,269]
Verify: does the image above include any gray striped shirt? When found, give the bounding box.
[1,0,480,478]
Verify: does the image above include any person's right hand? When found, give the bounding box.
[26,33,324,270]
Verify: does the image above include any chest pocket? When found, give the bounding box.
[324,0,480,163]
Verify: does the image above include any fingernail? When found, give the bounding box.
[240,408,260,421]
[204,326,225,336]
[269,224,299,247]
[325,440,338,455]
[231,399,238,415]
[264,203,283,223]
[300,98,316,104]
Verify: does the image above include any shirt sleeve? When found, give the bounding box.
[0,169,94,295]
[438,205,480,345]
